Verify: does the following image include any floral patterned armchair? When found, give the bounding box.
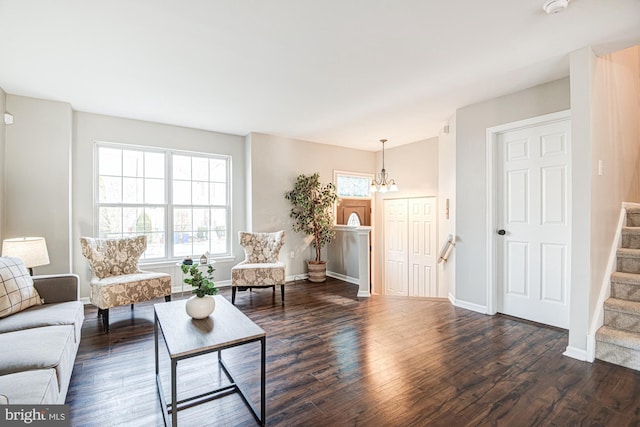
[231,231,285,304]
[80,235,171,332]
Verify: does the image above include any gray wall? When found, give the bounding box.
[4,95,73,275]
[372,137,439,295]
[0,86,5,244]
[455,78,571,307]
[247,132,375,279]
[73,112,247,298]
[327,227,360,282]
[438,114,456,299]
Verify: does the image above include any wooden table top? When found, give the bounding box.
[154,295,265,359]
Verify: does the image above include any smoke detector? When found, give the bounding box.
[543,0,569,14]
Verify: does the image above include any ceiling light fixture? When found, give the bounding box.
[543,0,569,14]
[370,139,398,193]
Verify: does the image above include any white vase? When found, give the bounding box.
[185,295,216,319]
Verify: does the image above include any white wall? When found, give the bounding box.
[565,45,640,356]
[4,95,73,275]
[247,132,375,279]
[0,86,5,243]
[576,45,640,353]
[590,45,640,306]
[454,78,571,308]
[372,137,439,295]
[568,48,595,354]
[438,114,456,298]
[73,112,246,298]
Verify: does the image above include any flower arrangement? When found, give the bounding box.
[180,264,218,297]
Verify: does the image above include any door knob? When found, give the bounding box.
[497,229,506,235]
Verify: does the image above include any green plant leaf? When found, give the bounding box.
[182,264,218,296]
[285,173,338,262]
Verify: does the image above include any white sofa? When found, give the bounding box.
[0,261,83,404]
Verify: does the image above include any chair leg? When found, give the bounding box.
[165,295,171,302]
[281,284,285,302]
[232,286,237,304]
[98,308,110,333]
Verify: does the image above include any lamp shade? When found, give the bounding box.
[2,237,50,268]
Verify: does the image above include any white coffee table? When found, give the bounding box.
[154,296,266,426]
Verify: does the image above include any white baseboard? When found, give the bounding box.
[448,293,488,314]
[286,273,308,282]
[327,271,359,285]
[586,334,596,362]
[81,297,91,305]
[563,345,588,361]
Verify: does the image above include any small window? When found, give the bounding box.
[347,213,361,226]
[334,171,373,199]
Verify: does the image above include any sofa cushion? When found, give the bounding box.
[0,325,76,397]
[0,257,42,318]
[239,231,285,263]
[80,236,146,279]
[0,301,84,343]
[0,369,59,404]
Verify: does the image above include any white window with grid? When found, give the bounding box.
[95,143,231,261]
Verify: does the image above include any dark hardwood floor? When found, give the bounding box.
[67,278,640,426]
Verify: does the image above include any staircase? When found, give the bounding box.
[596,207,640,370]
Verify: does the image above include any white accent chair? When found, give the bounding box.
[231,231,286,304]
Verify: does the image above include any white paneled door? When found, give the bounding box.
[408,198,437,297]
[497,118,571,328]
[384,197,437,297]
[384,199,408,296]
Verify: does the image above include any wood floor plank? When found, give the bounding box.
[66,279,640,426]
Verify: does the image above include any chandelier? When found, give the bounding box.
[370,139,398,193]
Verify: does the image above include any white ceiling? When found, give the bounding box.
[1,1,639,151]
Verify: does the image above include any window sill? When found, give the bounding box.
[140,256,237,269]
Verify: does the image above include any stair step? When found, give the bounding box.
[605,297,640,314]
[627,208,640,227]
[604,298,640,333]
[622,227,640,249]
[596,325,640,350]
[616,248,640,274]
[611,272,640,301]
[596,326,640,371]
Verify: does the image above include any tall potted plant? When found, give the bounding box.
[285,173,338,282]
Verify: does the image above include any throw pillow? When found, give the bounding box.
[80,236,146,279]
[0,257,43,318]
